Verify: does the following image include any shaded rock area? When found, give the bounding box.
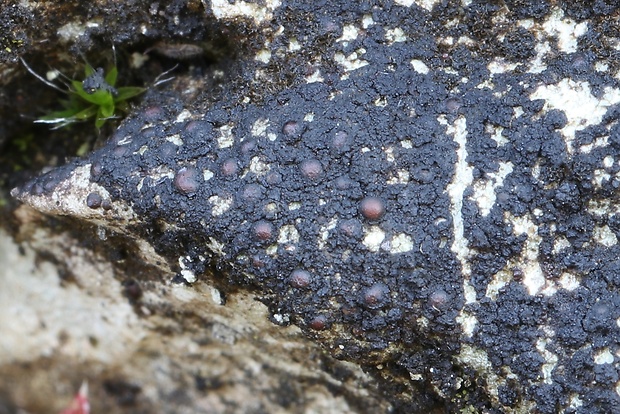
[3,0,620,413]
[0,210,386,413]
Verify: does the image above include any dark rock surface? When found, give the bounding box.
[6,0,620,412]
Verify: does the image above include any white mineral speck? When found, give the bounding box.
[337,25,359,43]
[558,272,580,291]
[249,157,270,175]
[604,156,614,168]
[410,59,429,74]
[288,38,301,51]
[594,348,614,365]
[363,226,386,252]
[335,50,369,72]
[210,287,223,305]
[593,225,618,247]
[217,125,235,148]
[390,233,413,253]
[362,14,374,28]
[306,70,324,83]
[318,218,339,250]
[385,27,407,44]
[251,119,270,136]
[255,49,271,64]
[166,134,183,146]
[57,21,87,43]
[175,109,192,123]
[278,225,299,245]
[181,269,196,283]
[209,195,233,216]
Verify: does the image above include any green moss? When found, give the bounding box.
[36,64,145,130]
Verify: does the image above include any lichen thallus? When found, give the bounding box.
[20,47,176,130]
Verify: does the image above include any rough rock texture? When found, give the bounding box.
[1,209,388,413]
[5,0,620,413]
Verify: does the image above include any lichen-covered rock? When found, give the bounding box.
[8,0,620,412]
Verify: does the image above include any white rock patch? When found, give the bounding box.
[444,116,476,304]
[542,9,588,53]
[11,164,136,226]
[209,195,234,216]
[471,161,513,216]
[593,225,618,247]
[537,338,558,384]
[335,50,369,73]
[318,218,339,250]
[166,134,183,146]
[509,214,545,296]
[385,27,407,44]
[363,226,386,252]
[217,124,235,148]
[208,0,281,25]
[390,233,413,253]
[337,25,359,43]
[394,0,440,11]
[278,225,300,246]
[594,348,614,365]
[530,79,620,153]
[410,59,429,74]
